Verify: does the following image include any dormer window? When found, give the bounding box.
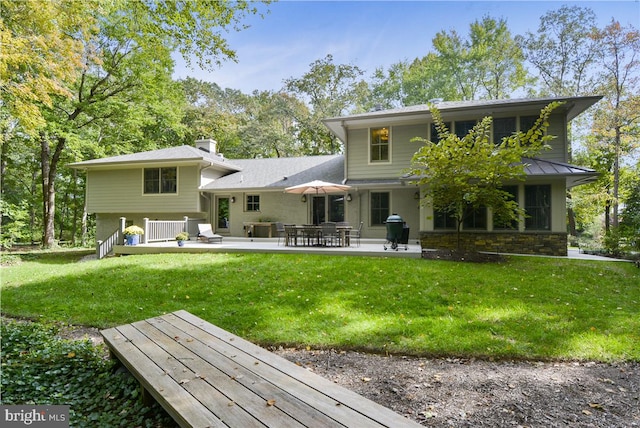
[144,167,177,194]
[370,127,390,163]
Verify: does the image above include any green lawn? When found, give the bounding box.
[1,251,638,361]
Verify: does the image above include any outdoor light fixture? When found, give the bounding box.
[230,196,236,203]
[346,193,352,202]
[414,191,420,200]
[301,195,307,203]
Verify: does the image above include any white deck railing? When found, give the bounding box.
[96,217,207,258]
[143,217,188,243]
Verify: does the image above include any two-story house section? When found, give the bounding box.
[323,96,601,256]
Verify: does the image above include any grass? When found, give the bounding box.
[1,251,638,361]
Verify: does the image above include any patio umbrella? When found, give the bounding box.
[284,180,351,225]
[284,180,351,195]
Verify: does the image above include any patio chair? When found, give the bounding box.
[284,225,300,246]
[350,221,363,247]
[197,224,223,243]
[275,222,286,246]
[321,222,339,247]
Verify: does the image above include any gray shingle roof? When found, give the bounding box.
[69,145,239,171]
[201,155,344,191]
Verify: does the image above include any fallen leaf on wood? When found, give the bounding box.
[266,399,276,406]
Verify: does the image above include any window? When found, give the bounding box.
[328,195,345,222]
[144,167,177,194]
[370,127,390,162]
[246,194,260,212]
[434,210,456,230]
[454,120,476,139]
[493,117,516,144]
[370,192,390,225]
[494,185,519,229]
[463,206,487,230]
[525,185,551,230]
[520,116,538,134]
[430,122,451,142]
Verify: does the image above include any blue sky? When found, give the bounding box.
[172,1,640,94]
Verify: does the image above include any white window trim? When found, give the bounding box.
[368,126,392,164]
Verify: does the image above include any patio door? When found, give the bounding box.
[216,196,230,232]
[311,195,345,225]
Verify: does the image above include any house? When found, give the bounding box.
[70,95,600,256]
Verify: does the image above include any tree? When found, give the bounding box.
[365,16,530,109]
[590,20,640,229]
[0,0,94,134]
[469,16,531,99]
[3,0,269,247]
[516,5,599,97]
[284,54,366,154]
[409,102,561,251]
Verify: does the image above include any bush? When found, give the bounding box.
[0,320,175,427]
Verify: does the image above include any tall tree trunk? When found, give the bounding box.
[612,126,621,228]
[40,133,66,248]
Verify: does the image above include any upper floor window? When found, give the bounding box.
[370,127,390,162]
[370,192,390,225]
[246,195,260,212]
[144,167,177,194]
[525,185,551,230]
[493,117,516,144]
[520,116,538,134]
[430,122,452,143]
[454,120,477,139]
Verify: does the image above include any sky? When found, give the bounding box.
[172,1,640,94]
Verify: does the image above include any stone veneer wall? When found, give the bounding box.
[420,231,568,256]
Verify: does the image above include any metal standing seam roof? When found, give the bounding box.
[200,155,345,191]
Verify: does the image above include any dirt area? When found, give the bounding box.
[273,348,639,427]
[54,325,639,427]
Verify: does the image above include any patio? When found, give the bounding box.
[113,237,423,258]
[111,237,624,261]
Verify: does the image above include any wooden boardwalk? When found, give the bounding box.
[101,310,422,428]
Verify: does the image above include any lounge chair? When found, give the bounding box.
[197,224,223,243]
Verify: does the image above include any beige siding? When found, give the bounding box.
[86,165,201,213]
[347,124,427,180]
[537,114,567,162]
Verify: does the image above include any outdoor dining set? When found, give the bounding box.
[277,222,362,247]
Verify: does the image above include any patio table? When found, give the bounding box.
[285,225,352,247]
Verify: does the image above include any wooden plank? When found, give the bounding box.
[101,327,225,428]
[134,319,305,428]
[148,316,339,428]
[171,311,422,427]
[119,323,265,428]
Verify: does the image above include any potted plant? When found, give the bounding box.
[123,225,144,246]
[175,232,189,247]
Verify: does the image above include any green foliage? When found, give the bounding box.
[175,232,189,241]
[409,102,562,248]
[516,5,599,96]
[2,253,638,361]
[0,321,174,427]
[284,54,366,154]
